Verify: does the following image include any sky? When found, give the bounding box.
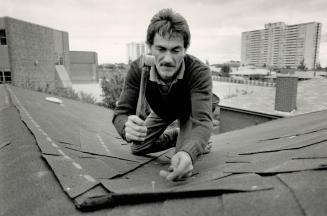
[1,0,327,66]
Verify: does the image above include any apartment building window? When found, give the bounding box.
[0,71,11,83]
[0,29,7,45]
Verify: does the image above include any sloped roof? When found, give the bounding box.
[1,84,327,215]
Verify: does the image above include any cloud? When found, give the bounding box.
[1,0,327,65]
[321,34,327,43]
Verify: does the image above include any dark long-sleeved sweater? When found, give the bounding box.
[112,54,213,163]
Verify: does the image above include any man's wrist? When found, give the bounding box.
[122,125,131,142]
[178,151,193,164]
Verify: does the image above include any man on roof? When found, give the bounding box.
[112,8,213,181]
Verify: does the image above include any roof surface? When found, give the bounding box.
[1,84,327,215]
[214,78,327,116]
[231,69,327,79]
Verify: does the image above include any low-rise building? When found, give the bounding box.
[0,16,98,88]
[69,51,98,83]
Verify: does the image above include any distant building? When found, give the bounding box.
[241,22,322,70]
[223,60,240,68]
[69,51,98,82]
[0,16,98,88]
[126,42,149,63]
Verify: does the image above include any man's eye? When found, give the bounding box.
[172,49,180,53]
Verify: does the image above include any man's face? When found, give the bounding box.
[150,34,186,81]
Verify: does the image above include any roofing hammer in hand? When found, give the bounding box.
[135,54,155,120]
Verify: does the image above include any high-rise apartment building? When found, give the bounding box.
[126,42,149,63]
[241,22,322,69]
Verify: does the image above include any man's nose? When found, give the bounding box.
[162,52,173,63]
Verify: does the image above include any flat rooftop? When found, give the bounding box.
[213,77,327,116]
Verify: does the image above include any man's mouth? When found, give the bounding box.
[160,65,175,69]
[160,63,175,67]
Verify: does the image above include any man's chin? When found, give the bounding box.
[158,72,174,80]
[157,67,178,80]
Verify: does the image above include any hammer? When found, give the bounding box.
[135,54,155,120]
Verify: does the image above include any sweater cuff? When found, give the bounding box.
[113,115,128,141]
[178,143,201,165]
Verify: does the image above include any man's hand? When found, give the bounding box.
[159,151,193,181]
[125,115,147,142]
[203,141,212,154]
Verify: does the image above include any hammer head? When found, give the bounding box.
[142,54,156,67]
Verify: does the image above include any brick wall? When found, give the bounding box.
[0,18,10,70]
[5,17,67,90]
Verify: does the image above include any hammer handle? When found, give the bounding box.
[136,66,150,120]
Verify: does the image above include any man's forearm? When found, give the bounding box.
[177,117,212,163]
[181,68,213,163]
[112,114,128,140]
[112,60,141,140]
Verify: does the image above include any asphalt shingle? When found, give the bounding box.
[278,171,327,216]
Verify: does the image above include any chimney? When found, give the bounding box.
[275,75,298,112]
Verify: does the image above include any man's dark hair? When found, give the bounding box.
[146,8,191,49]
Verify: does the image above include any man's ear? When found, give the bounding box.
[182,50,187,58]
[146,43,152,54]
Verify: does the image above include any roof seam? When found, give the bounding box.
[239,139,327,155]
[275,175,307,216]
[259,127,327,141]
